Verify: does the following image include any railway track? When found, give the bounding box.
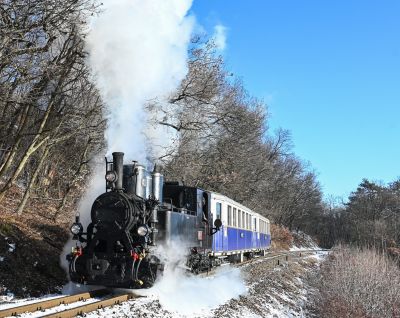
[0,289,140,318]
[246,249,328,266]
[0,249,326,317]
[240,248,330,269]
[200,248,329,277]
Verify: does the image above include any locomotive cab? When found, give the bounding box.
[158,183,213,248]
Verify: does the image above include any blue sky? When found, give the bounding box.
[191,1,400,199]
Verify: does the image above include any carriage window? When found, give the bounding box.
[216,202,222,219]
[233,208,237,227]
[254,218,257,231]
[228,205,232,226]
[238,210,241,228]
[242,213,245,230]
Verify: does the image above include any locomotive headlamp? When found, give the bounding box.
[137,225,149,237]
[70,223,83,236]
[105,171,118,183]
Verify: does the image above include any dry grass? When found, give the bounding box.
[316,245,400,318]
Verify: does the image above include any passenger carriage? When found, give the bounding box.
[210,192,271,259]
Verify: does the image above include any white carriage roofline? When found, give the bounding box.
[209,190,270,223]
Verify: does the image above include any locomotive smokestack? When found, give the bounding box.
[112,152,124,190]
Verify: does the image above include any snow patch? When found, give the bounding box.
[7,243,15,253]
[290,231,320,251]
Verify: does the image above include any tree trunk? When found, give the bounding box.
[0,138,22,178]
[0,135,50,202]
[0,75,50,178]
[16,145,50,214]
[0,57,74,201]
[53,138,91,219]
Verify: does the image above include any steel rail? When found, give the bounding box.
[0,289,109,318]
[200,248,329,277]
[41,293,139,318]
[239,249,329,267]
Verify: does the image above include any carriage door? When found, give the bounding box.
[252,216,258,248]
[214,202,224,251]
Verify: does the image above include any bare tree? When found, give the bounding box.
[0,0,105,216]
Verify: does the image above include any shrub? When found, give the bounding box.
[316,245,400,318]
[270,224,293,251]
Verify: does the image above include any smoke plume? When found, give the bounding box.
[86,0,195,162]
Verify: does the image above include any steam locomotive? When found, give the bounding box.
[67,152,271,288]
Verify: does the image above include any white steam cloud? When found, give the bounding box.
[86,0,195,162]
[213,24,227,51]
[138,240,247,316]
[154,265,246,315]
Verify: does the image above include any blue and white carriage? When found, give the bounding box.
[210,192,271,259]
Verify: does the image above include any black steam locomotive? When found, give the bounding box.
[67,152,222,288]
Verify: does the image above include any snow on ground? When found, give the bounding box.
[7,243,15,253]
[290,231,320,251]
[0,251,327,318]
[85,252,327,318]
